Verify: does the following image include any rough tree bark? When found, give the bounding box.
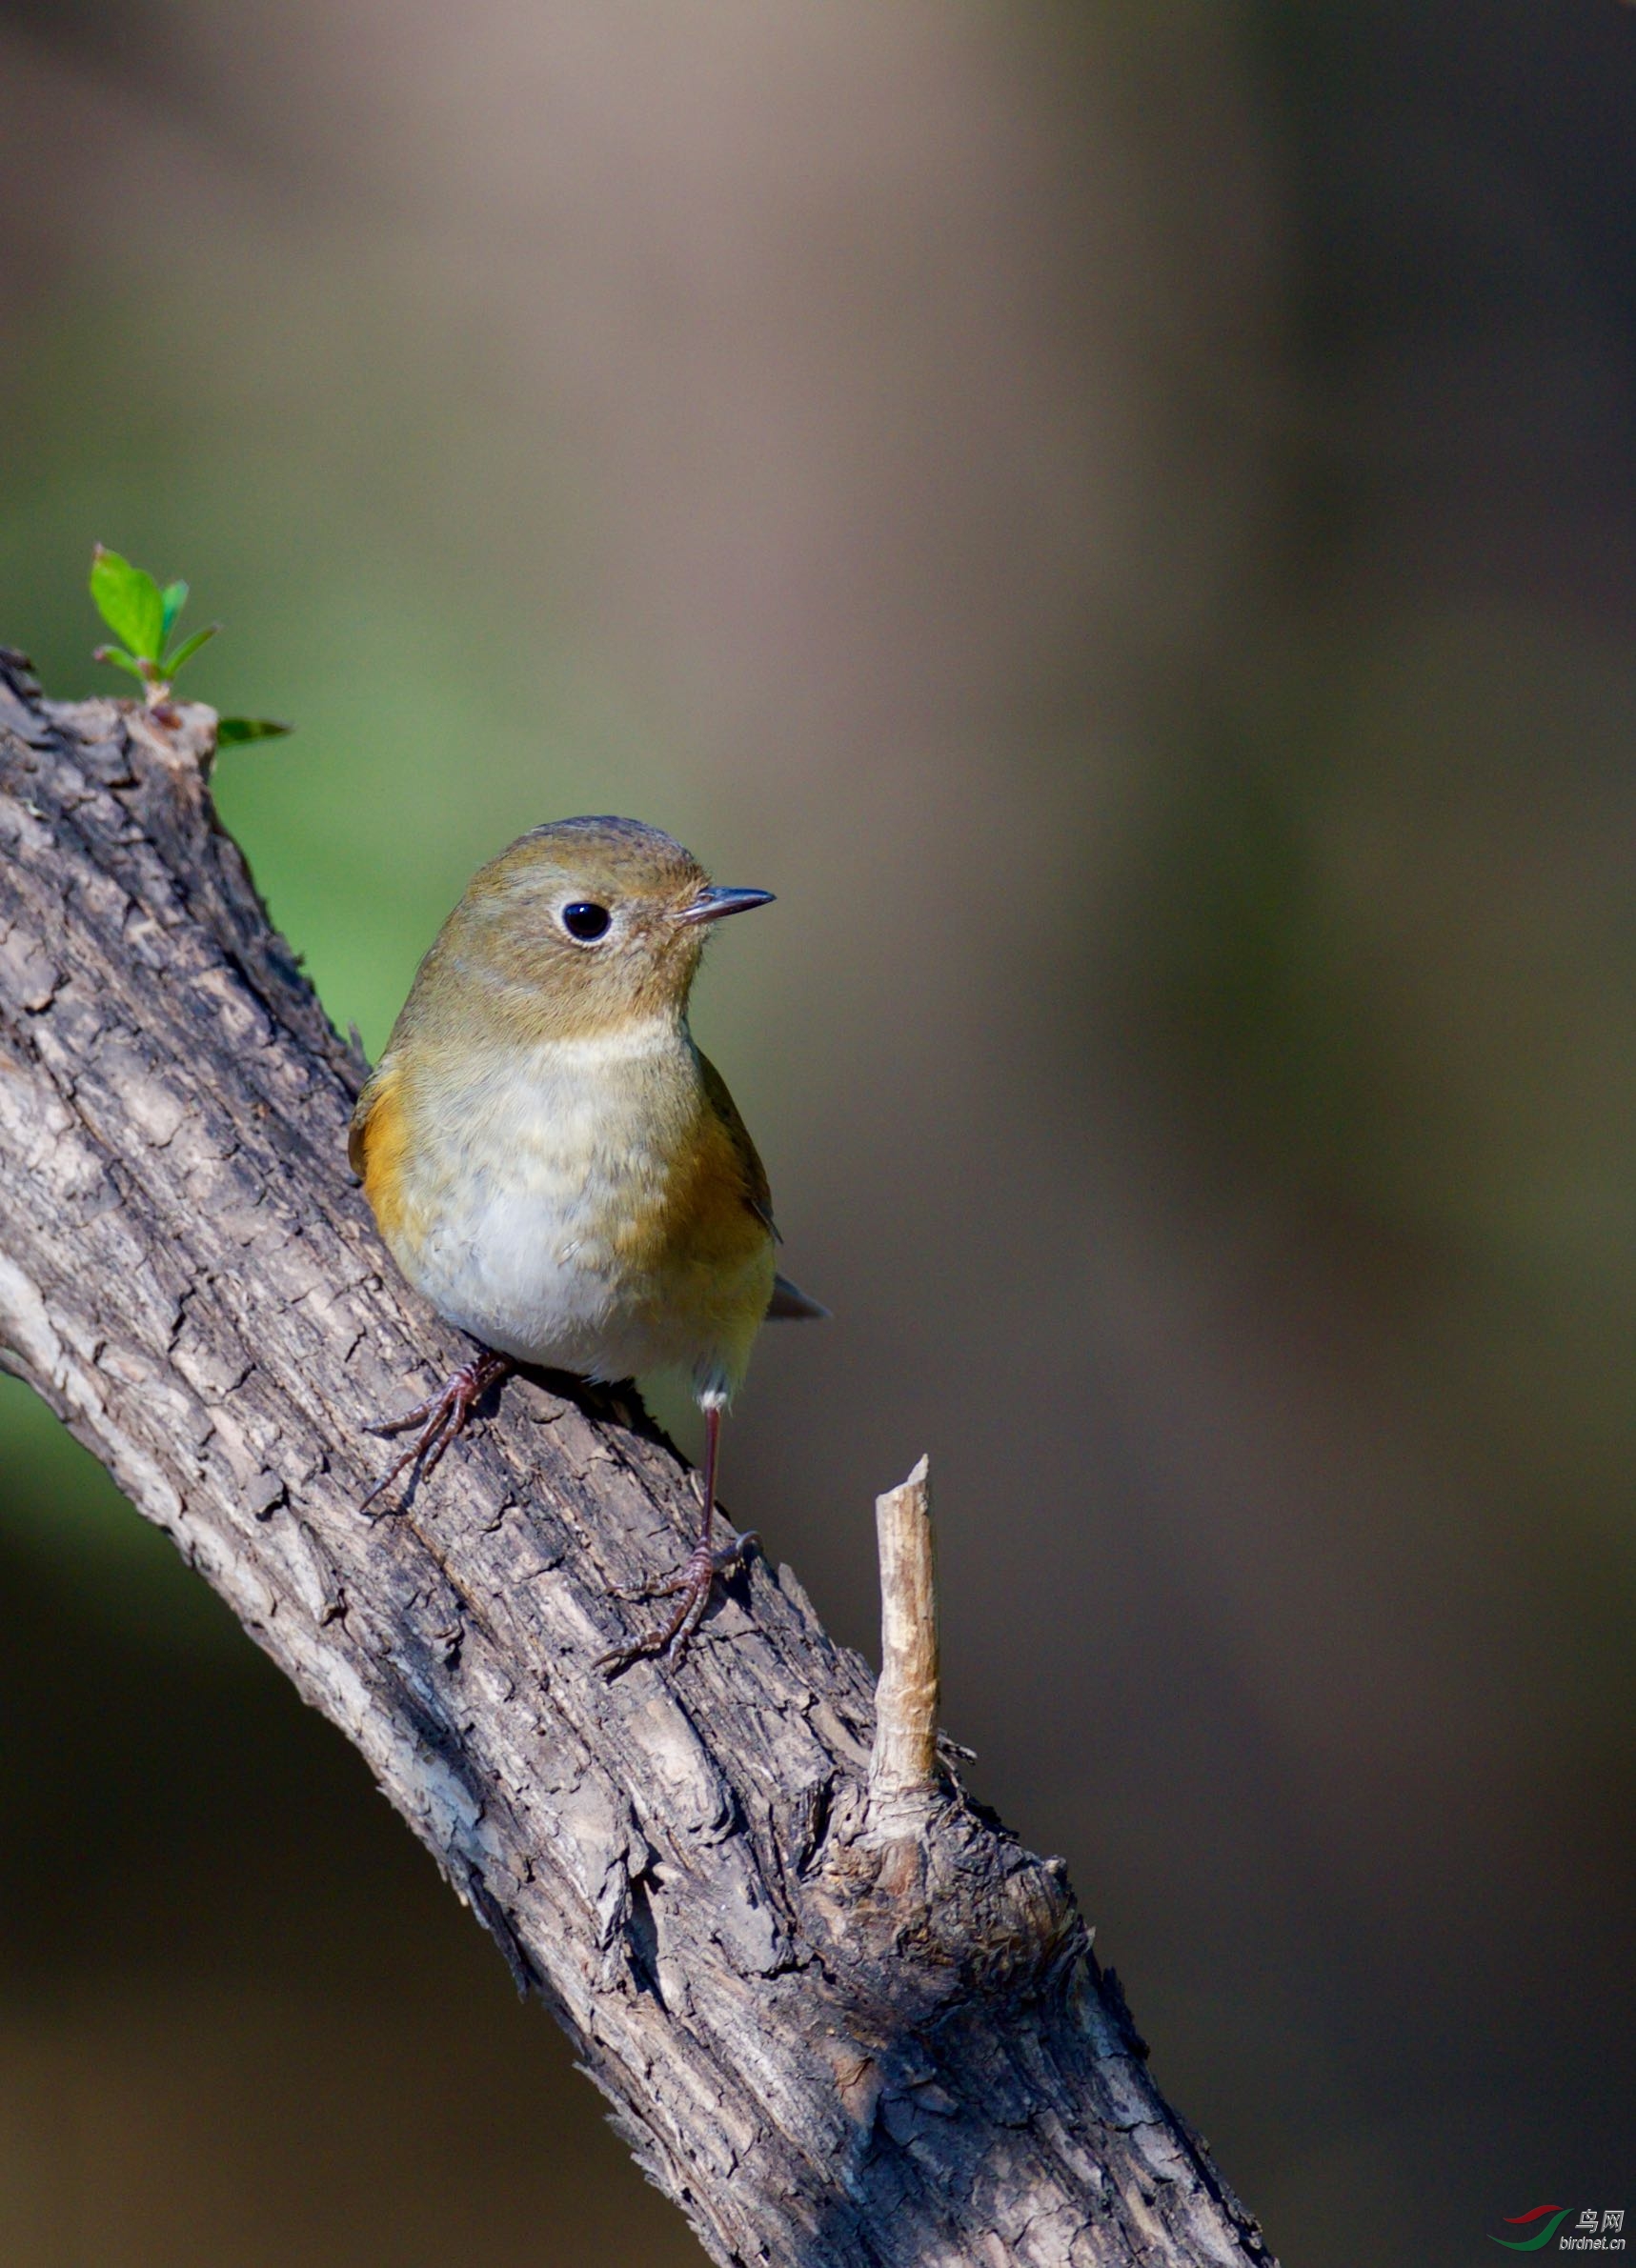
[0,652,1277,2268]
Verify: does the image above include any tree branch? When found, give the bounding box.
[0,652,1276,2268]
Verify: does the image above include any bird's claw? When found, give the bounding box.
[358,1349,513,1515]
[596,1529,758,1675]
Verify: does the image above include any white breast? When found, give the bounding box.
[394,1022,700,1380]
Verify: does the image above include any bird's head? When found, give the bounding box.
[421,815,773,1041]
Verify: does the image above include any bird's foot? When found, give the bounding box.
[359,1348,515,1514]
[596,1528,759,1676]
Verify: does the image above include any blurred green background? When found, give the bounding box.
[2,2,1633,2261]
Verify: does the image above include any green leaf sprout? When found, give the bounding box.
[89,545,291,746]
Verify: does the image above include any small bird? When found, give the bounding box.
[350,815,824,1670]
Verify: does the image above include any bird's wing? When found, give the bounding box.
[767,1274,830,1321]
[697,1048,779,1240]
[696,1051,829,1318]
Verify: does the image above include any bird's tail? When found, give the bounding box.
[767,1273,830,1321]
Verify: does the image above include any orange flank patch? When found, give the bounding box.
[349,1068,413,1246]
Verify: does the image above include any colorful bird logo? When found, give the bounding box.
[1490,2205,1572,2250]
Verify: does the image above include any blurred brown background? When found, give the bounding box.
[1,3,1633,2262]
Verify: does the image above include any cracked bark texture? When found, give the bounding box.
[0,652,1276,2268]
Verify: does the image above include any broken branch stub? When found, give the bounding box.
[868,1454,941,1810]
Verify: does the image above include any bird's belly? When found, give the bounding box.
[387,1083,770,1395]
[406,1146,663,1375]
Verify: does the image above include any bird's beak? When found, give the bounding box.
[674,885,776,926]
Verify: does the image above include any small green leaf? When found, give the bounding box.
[215,715,293,745]
[90,545,165,661]
[162,623,220,676]
[159,579,189,646]
[92,644,147,683]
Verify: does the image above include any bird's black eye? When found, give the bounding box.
[561,900,612,942]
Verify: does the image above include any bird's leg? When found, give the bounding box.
[596,1404,757,1674]
[359,1346,515,1514]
